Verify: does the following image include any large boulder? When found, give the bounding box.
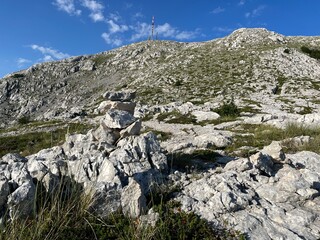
[121,178,147,218]
[102,91,136,102]
[96,100,136,115]
[0,154,36,222]
[174,149,320,240]
[102,109,136,129]
[261,141,286,162]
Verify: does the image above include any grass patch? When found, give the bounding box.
[214,100,240,117]
[0,123,93,157]
[199,115,238,126]
[18,116,31,125]
[0,175,244,240]
[301,46,320,60]
[142,128,173,142]
[297,106,313,115]
[157,110,197,124]
[92,53,116,66]
[168,149,221,172]
[11,73,25,78]
[227,123,320,155]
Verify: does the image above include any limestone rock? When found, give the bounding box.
[103,91,136,102]
[102,109,136,129]
[96,100,136,115]
[93,124,120,145]
[120,119,142,138]
[250,152,274,176]
[261,141,285,162]
[191,110,220,122]
[194,133,232,148]
[139,208,159,227]
[0,176,10,206]
[121,178,147,218]
[7,182,36,220]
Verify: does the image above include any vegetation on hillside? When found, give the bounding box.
[0,177,245,240]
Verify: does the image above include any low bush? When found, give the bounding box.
[214,100,240,117]
[0,176,245,240]
[0,123,93,157]
[18,116,30,125]
[157,110,197,124]
[168,149,222,172]
[228,123,320,155]
[301,46,320,60]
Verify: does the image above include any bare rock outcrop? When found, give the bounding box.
[0,93,167,222]
[174,142,320,240]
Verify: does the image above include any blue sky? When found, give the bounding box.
[1,0,319,78]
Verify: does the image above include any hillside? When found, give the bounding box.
[1,28,320,239]
[1,28,320,126]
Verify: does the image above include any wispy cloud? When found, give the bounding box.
[81,0,105,22]
[213,27,234,33]
[238,0,246,6]
[133,12,144,19]
[107,20,129,34]
[125,2,133,9]
[211,7,225,14]
[17,58,32,67]
[30,45,70,61]
[245,5,266,18]
[101,33,123,46]
[53,0,81,16]
[131,22,200,41]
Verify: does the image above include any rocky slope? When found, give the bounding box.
[1,28,320,126]
[1,28,320,239]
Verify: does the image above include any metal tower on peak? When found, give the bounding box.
[151,16,155,40]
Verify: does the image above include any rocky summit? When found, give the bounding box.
[0,28,320,239]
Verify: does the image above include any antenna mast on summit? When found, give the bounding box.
[151,16,155,40]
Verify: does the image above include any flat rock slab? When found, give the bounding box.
[102,109,136,129]
[174,150,320,240]
[103,91,136,102]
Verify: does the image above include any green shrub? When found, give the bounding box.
[283,48,290,54]
[12,73,25,78]
[301,46,320,60]
[0,176,245,240]
[168,150,222,172]
[0,123,93,157]
[174,80,183,86]
[157,110,197,124]
[228,123,320,155]
[18,116,30,125]
[214,100,240,117]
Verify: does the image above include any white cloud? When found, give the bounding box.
[130,22,151,41]
[81,0,103,12]
[43,55,55,62]
[101,33,123,46]
[176,30,199,40]
[53,0,81,16]
[30,45,70,60]
[107,20,129,34]
[130,22,199,41]
[81,0,105,22]
[246,5,266,18]
[125,2,133,9]
[213,27,234,33]
[90,12,104,22]
[109,13,121,22]
[238,0,246,6]
[17,58,32,67]
[133,12,144,19]
[211,7,225,14]
[156,23,176,37]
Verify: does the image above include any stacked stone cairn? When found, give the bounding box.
[0,91,168,224]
